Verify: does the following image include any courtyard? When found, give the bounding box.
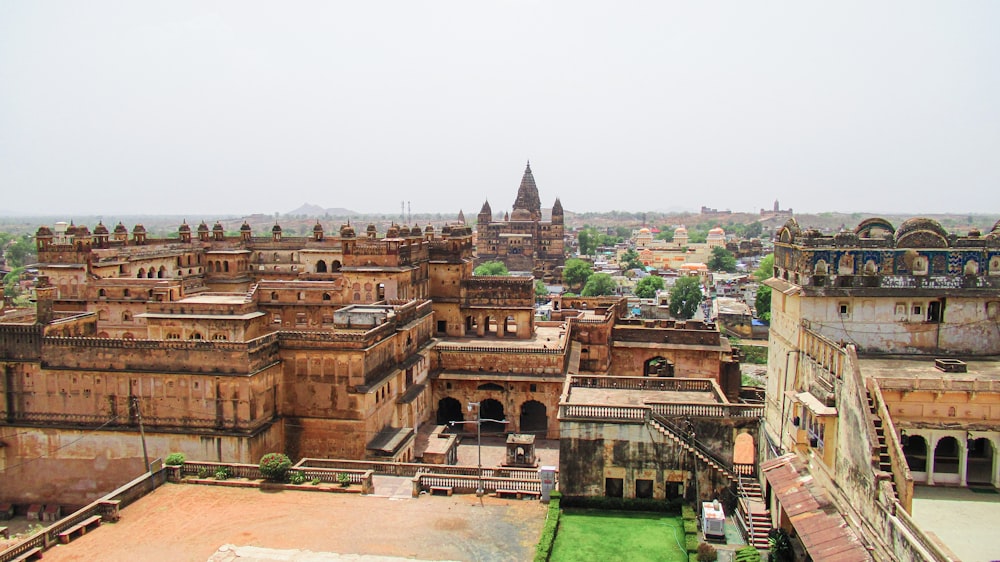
[910,485,1000,562]
[36,482,548,562]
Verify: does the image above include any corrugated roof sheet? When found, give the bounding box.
[762,454,872,562]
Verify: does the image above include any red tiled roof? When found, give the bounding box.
[761,454,872,562]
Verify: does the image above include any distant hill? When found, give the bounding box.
[286,204,357,217]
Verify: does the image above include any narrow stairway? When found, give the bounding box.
[737,475,771,549]
[648,417,735,481]
[866,392,899,498]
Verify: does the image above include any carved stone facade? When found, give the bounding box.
[475,163,565,281]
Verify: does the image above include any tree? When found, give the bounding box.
[743,221,764,239]
[582,273,618,296]
[634,275,665,299]
[473,261,509,276]
[563,258,593,292]
[754,254,774,281]
[3,234,35,269]
[577,228,596,256]
[654,228,674,242]
[620,249,643,271]
[707,247,737,273]
[534,280,548,299]
[669,276,703,320]
[755,284,772,322]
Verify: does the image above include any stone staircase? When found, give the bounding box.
[648,416,735,481]
[737,475,771,549]
[648,415,772,548]
[867,391,899,498]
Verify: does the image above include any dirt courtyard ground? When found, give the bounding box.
[40,482,548,562]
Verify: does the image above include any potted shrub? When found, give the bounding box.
[337,472,351,488]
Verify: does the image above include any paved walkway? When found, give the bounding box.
[911,485,1000,562]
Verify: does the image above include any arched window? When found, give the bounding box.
[316,260,328,273]
[122,311,132,322]
[223,261,229,273]
[271,291,279,301]
[98,288,107,298]
[189,332,202,340]
[323,293,331,301]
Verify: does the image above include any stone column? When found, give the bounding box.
[926,434,936,486]
[959,437,969,487]
[476,314,486,337]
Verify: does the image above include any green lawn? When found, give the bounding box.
[549,509,687,562]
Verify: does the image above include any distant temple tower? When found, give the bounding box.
[475,162,565,281]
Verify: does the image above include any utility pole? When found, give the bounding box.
[450,401,508,498]
[132,396,151,477]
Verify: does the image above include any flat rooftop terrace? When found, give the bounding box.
[39,483,546,562]
[860,356,1000,391]
[562,376,724,407]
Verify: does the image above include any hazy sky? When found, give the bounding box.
[2,2,998,218]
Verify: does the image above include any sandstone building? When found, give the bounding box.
[475,163,565,281]
[1,207,743,508]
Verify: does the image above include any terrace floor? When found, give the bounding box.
[38,483,547,562]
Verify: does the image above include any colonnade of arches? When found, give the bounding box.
[435,396,549,437]
[460,311,529,339]
[901,430,999,487]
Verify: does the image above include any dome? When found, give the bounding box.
[213,222,224,232]
[410,225,422,237]
[510,208,532,221]
[36,226,53,236]
[271,224,282,232]
[313,222,323,232]
[240,221,252,231]
[177,222,190,233]
[674,226,688,235]
[425,224,435,233]
[114,222,128,234]
[94,222,109,235]
[708,227,725,236]
[340,224,356,237]
[895,217,949,248]
[132,224,146,233]
[638,228,651,235]
[197,222,209,232]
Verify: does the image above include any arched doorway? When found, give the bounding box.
[480,398,506,435]
[520,400,548,436]
[316,260,327,273]
[933,436,960,483]
[902,434,928,472]
[967,438,995,485]
[733,432,755,474]
[644,356,674,377]
[436,397,464,427]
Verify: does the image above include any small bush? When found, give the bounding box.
[683,519,697,534]
[311,477,321,486]
[697,543,718,562]
[337,472,351,487]
[197,467,209,478]
[734,546,761,562]
[685,534,699,553]
[682,504,697,521]
[259,453,292,482]
[289,471,307,485]
[214,466,231,480]
[164,453,185,466]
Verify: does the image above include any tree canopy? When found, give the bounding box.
[0,233,36,269]
[755,284,772,322]
[534,279,548,298]
[668,276,703,320]
[576,226,624,256]
[582,273,618,296]
[473,261,509,276]
[754,254,774,281]
[707,246,737,273]
[620,249,643,271]
[563,258,593,291]
[633,275,665,299]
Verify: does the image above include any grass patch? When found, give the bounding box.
[550,509,686,562]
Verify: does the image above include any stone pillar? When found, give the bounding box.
[926,434,936,486]
[476,314,486,337]
[959,435,969,487]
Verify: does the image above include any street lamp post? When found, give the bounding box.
[450,401,508,497]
